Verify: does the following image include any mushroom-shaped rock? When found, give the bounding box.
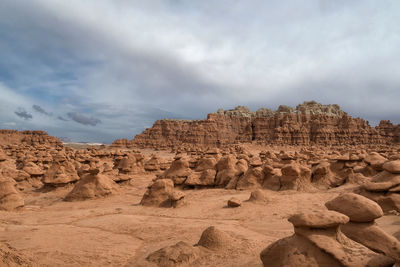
[146,241,200,267]
[140,179,184,208]
[248,189,269,203]
[260,210,394,267]
[0,178,24,211]
[197,226,234,251]
[383,160,400,174]
[288,210,349,229]
[64,168,118,201]
[325,193,383,222]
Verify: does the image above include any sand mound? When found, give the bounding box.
[197,226,234,251]
[248,189,269,203]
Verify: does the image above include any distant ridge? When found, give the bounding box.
[112,101,400,148]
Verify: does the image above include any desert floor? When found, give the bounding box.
[1,170,399,266]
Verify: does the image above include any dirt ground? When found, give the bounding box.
[1,171,399,267]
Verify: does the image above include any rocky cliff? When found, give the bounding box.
[113,101,400,148]
[0,130,63,147]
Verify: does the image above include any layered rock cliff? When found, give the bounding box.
[113,101,400,148]
[0,130,63,147]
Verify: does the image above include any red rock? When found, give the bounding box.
[325,193,383,222]
[227,197,241,207]
[114,102,400,148]
[140,179,184,208]
[0,178,24,211]
[383,160,400,174]
[280,163,312,191]
[64,168,118,201]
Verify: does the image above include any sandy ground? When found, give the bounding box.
[1,172,399,267]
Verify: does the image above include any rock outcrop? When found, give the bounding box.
[115,101,400,148]
[0,177,24,211]
[260,210,395,266]
[0,130,62,147]
[140,179,185,208]
[64,168,118,201]
[326,193,400,263]
[358,163,400,212]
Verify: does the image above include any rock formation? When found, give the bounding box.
[0,176,24,211]
[64,168,119,201]
[114,101,400,148]
[0,130,62,147]
[140,179,185,208]
[260,210,395,266]
[326,193,400,263]
[358,161,400,212]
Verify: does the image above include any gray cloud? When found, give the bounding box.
[67,112,101,126]
[0,1,400,142]
[57,116,68,121]
[14,108,33,120]
[32,104,52,116]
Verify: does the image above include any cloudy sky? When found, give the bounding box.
[1,1,399,143]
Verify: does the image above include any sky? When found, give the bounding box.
[0,0,400,143]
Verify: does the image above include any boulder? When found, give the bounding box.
[383,160,400,174]
[140,179,185,208]
[64,168,118,201]
[364,153,387,171]
[227,197,241,208]
[325,193,383,222]
[288,210,349,228]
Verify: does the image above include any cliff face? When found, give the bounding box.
[0,130,63,147]
[114,101,400,148]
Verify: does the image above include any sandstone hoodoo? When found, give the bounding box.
[64,168,119,201]
[326,193,400,262]
[114,101,400,148]
[260,209,395,266]
[0,178,24,211]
